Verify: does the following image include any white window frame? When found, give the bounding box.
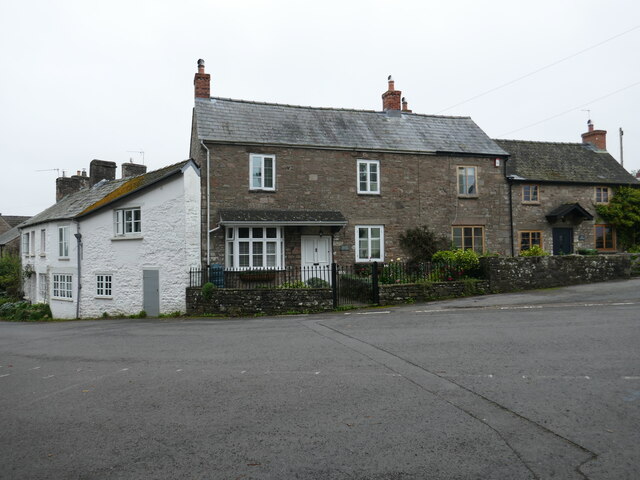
[457,166,478,196]
[357,159,380,194]
[356,225,384,262]
[58,226,69,258]
[22,232,30,256]
[249,154,276,191]
[52,273,73,299]
[115,207,142,236]
[225,226,284,270]
[96,274,113,298]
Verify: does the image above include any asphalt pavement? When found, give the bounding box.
[1,278,639,479]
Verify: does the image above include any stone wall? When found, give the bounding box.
[186,287,333,316]
[192,142,513,266]
[379,280,490,305]
[481,255,631,292]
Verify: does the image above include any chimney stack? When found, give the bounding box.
[56,172,90,202]
[382,75,402,111]
[89,159,117,186]
[121,162,147,178]
[581,120,607,150]
[401,97,412,113]
[194,59,210,99]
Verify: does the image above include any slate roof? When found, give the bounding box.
[194,97,507,157]
[1,215,31,228]
[0,226,21,246]
[495,139,638,185]
[21,160,193,228]
[219,209,347,225]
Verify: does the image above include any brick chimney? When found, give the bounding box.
[382,75,402,111]
[581,120,607,150]
[56,170,90,202]
[194,59,210,99]
[89,159,117,186]
[121,162,147,178]
[401,97,412,113]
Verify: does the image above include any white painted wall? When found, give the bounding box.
[21,162,201,319]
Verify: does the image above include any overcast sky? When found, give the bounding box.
[1,0,638,217]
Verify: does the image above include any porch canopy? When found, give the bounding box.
[545,203,594,224]
[218,209,347,228]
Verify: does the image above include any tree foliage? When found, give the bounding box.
[399,226,448,264]
[596,187,640,250]
[0,254,23,299]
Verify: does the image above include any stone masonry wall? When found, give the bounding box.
[481,255,631,292]
[186,287,333,316]
[510,182,617,254]
[379,280,490,305]
[193,142,512,267]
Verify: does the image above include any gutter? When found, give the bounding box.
[74,223,82,319]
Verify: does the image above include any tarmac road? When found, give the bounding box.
[1,278,639,479]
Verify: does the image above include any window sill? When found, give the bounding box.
[357,192,381,196]
[52,297,73,302]
[249,189,276,193]
[458,195,479,199]
[58,257,70,261]
[522,202,540,205]
[111,236,144,241]
[95,296,113,300]
[39,253,46,257]
[355,259,384,263]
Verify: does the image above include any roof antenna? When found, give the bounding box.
[126,150,145,164]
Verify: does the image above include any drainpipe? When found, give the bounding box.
[200,140,211,266]
[74,224,82,319]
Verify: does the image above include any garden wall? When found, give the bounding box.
[481,254,631,292]
[186,287,333,316]
[379,280,490,305]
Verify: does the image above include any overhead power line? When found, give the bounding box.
[497,80,640,137]
[436,24,640,114]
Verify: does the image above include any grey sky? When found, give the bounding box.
[1,0,638,217]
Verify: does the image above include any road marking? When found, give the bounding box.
[31,366,41,370]
[42,375,55,379]
[176,369,183,372]
[356,311,391,315]
[623,376,640,380]
[0,374,10,378]
[315,371,320,375]
[119,368,129,372]
[240,370,247,374]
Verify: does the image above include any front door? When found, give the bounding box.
[143,269,160,317]
[552,228,573,255]
[301,235,332,286]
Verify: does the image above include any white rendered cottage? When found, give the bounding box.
[20,160,201,319]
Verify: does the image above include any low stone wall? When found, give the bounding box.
[379,280,490,305]
[481,254,631,293]
[629,253,640,276]
[186,287,333,316]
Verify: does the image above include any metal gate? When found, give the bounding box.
[332,263,379,308]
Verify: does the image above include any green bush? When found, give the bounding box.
[431,249,480,280]
[399,226,448,264]
[201,282,216,301]
[577,248,599,256]
[0,254,22,299]
[305,277,329,288]
[519,245,550,257]
[0,301,52,321]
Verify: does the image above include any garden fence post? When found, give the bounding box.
[372,261,380,305]
[331,263,338,309]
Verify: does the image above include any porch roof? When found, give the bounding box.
[545,203,594,223]
[218,209,347,226]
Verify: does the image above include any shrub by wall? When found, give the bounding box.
[480,254,631,292]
